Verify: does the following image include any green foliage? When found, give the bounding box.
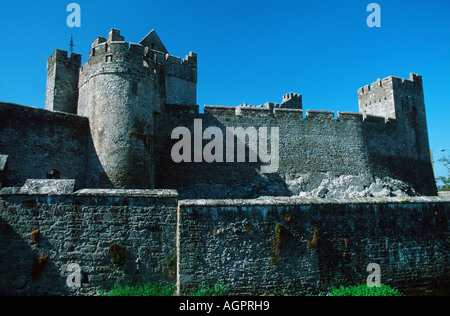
[109,243,125,268]
[166,254,177,269]
[100,281,229,296]
[328,283,404,296]
[100,282,176,296]
[189,281,229,296]
[436,155,450,191]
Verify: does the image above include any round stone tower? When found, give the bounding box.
[78,29,164,189]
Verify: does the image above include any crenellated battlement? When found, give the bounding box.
[358,77,388,95]
[76,28,198,107]
[358,73,425,120]
[47,49,82,68]
[235,92,303,114]
[79,42,155,87]
[392,72,423,88]
[203,103,394,125]
[358,73,422,97]
[88,29,139,60]
[358,76,396,119]
[79,31,162,89]
[212,90,395,123]
[85,33,149,69]
[280,92,302,109]
[163,51,197,83]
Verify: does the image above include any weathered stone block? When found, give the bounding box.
[337,111,363,122]
[274,108,303,119]
[306,110,335,120]
[19,179,75,195]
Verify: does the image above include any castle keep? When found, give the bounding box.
[0,29,447,296]
[44,29,197,189]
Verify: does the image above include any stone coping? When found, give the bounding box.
[75,188,178,198]
[1,184,448,205]
[0,187,178,198]
[179,195,450,207]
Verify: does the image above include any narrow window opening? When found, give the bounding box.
[46,169,61,179]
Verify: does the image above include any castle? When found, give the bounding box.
[0,28,436,197]
[0,29,447,296]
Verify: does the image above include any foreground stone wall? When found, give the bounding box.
[178,197,449,295]
[0,190,178,295]
[0,190,448,296]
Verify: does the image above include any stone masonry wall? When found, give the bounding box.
[155,104,436,199]
[45,50,81,115]
[77,32,164,189]
[177,197,450,295]
[0,190,178,296]
[0,190,448,296]
[0,102,90,189]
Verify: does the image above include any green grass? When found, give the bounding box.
[189,281,229,296]
[100,281,229,296]
[328,283,404,296]
[100,282,176,296]
[100,281,408,297]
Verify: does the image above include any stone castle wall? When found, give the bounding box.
[0,102,91,189]
[1,95,436,198]
[0,190,448,296]
[154,102,436,199]
[177,197,449,295]
[0,190,178,296]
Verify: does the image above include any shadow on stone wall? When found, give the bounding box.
[361,122,437,197]
[155,108,292,199]
[0,213,67,295]
[0,102,114,191]
[83,130,114,190]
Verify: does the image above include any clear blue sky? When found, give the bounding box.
[0,0,449,181]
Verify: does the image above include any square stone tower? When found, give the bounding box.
[45,49,81,114]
